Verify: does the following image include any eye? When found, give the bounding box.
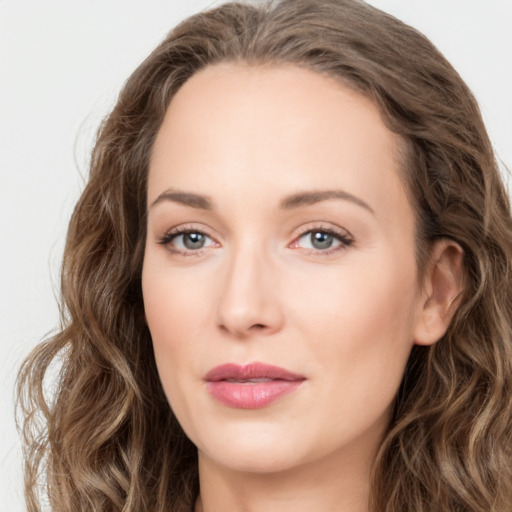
[176,231,211,250]
[158,227,217,255]
[300,231,338,250]
[292,227,353,255]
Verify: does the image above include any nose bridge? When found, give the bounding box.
[216,236,282,337]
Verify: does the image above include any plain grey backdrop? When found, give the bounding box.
[1,1,510,511]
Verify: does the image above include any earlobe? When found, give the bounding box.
[414,239,465,346]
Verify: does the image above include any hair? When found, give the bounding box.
[16,1,512,511]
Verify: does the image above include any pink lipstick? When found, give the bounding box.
[205,362,305,409]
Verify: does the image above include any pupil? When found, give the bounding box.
[184,232,205,249]
[311,231,333,249]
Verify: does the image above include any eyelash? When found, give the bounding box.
[157,225,215,257]
[157,224,354,257]
[292,226,354,256]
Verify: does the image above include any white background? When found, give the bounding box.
[1,1,510,511]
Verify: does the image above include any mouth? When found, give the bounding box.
[204,362,305,409]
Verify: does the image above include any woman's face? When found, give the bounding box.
[142,63,426,474]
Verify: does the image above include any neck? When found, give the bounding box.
[195,442,376,512]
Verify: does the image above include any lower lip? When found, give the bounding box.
[206,380,303,409]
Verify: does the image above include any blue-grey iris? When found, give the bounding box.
[183,232,206,249]
[311,231,334,249]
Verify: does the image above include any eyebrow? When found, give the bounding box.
[150,190,214,210]
[149,188,374,214]
[280,190,374,214]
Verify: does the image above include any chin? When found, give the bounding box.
[201,446,303,474]
[194,426,309,474]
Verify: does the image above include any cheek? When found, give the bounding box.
[141,252,212,404]
[142,247,214,338]
[286,252,419,406]
[289,253,419,344]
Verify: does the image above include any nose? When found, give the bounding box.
[215,244,284,339]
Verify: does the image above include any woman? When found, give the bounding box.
[17,0,512,511]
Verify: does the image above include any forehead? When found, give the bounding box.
[148,63,412,227]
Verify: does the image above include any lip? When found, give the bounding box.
[204,362,305,409]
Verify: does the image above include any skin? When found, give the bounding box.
[142,63,462,512]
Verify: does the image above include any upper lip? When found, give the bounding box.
[205,362,305,382]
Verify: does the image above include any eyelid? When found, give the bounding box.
[288,224,354,255]
[157,224,219,256]
[290,223,353,242]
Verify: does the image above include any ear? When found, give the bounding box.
[414,239,464,346]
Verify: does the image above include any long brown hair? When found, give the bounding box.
[17,1,512,511]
